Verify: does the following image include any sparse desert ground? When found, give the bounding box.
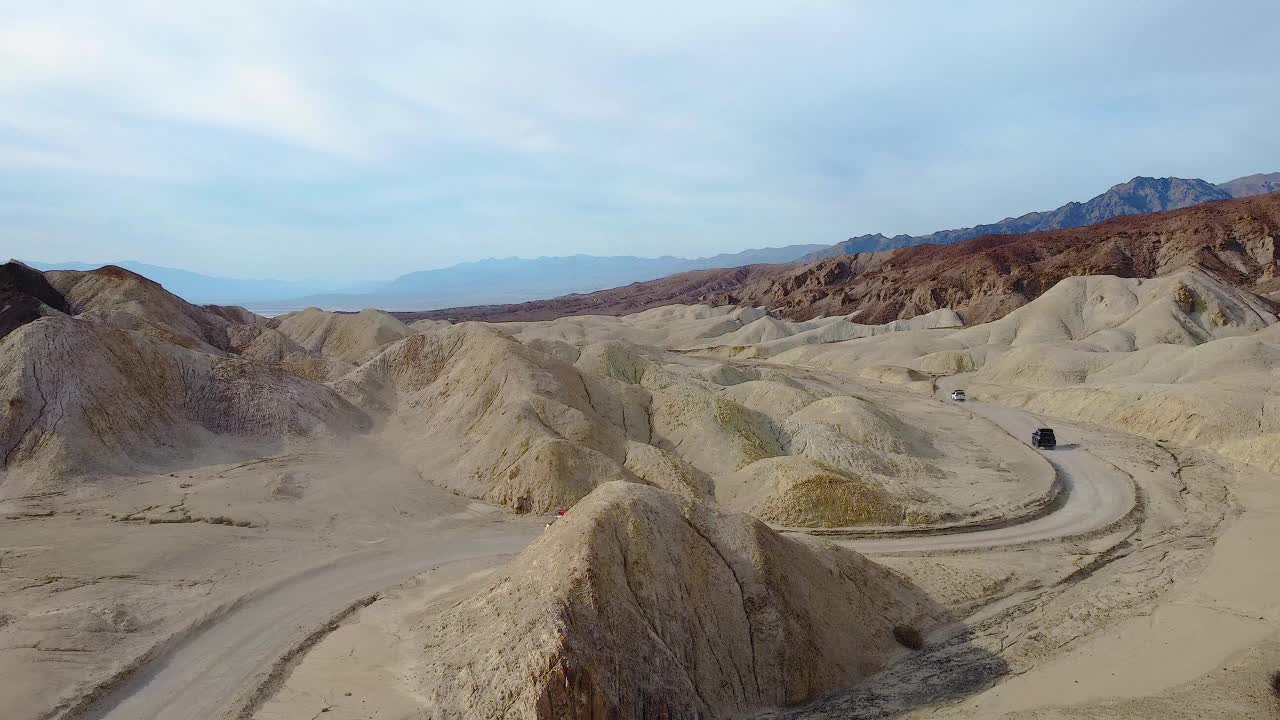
[2,261,1279,719]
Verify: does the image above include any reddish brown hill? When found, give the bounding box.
[397,264,780,323]
[403,192,1280,325]
[730,191,1280,323]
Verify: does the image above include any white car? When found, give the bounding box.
[950,389,966,401]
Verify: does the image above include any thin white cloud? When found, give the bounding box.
[0,0,1277,277]
[0,0,864,173]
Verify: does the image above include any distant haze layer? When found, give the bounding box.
[28,172,1274,312]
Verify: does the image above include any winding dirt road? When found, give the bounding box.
[73,524,542,720]
[72,403,1136,720]
[847,401,1135,554]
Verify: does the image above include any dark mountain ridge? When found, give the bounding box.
[806,175,1249,260]
[0,260,72,339]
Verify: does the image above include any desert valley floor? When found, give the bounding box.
[2,259,1279,719]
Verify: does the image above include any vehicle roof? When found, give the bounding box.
[1035,427,1055,432]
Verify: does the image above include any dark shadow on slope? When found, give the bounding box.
[0,260,70,339]
[753,621,1010,719]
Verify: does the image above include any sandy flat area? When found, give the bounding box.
[0,445,543,720]
[5,265,1280,719]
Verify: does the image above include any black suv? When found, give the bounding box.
[1031,428,1056,449]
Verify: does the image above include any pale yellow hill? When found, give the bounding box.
[0,315,368,496]
[45,265,266,354]
[762,269,1280,472]
[275,307,412,363]
[409,481,949,718]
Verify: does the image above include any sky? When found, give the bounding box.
[1,0,1278,281]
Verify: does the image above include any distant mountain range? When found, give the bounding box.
[405,190,1280,325]
[20,260,376,305]
[26,171,1278,312]
[806,172,1280,260]
[24,245,829,313]
[1217,172,1280,198]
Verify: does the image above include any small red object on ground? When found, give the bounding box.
[557,508,567,516]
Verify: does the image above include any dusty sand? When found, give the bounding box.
[253,405,1275,720]
[0,444,542,720]
[4,267,1279,719]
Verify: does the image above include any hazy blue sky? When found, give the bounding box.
[2,1,1278,280]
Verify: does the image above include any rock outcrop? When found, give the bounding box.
[44,265,263,353]
[411,482,949,719]
[0,260,71,339]
[332,324,640,512]
[769,269,1280,473]
[0,315,368,493]
[274,307,413,363]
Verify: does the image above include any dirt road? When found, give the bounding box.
[72,405,1136,720]
[73,523,542,720]
[846,401,1135,554]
